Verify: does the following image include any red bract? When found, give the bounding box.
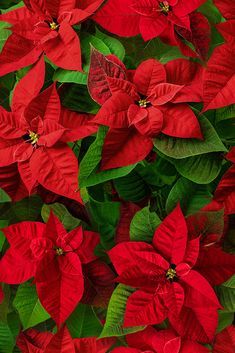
[0,212,100,326]
[0,56,97,203]
[213,0,235,19]
[17,325,115,353]
[115,202,140,244]
[108,204,220,343]
[94,0,207,57]
[0,0,105,75]
[202,43,235,111]
[111,326,209,353]
[89,51,203,169]
[214,148,235,215]
[0,285,3,304]
[213,325,235,353]
[195,245,235,286]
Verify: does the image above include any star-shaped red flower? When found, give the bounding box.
[88,51,203,169]
[108,204,221,343]
[0,0,105,75]
[0,212,101,325]
[94,0,207,57]
[0,56,97,202]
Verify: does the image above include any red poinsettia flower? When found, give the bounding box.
[0,0,105,75]
[0,56,97,203]
[17,325,115,353]
[0,212,101,325]
[94,0,207,57]
[88,50,203,169]
[213,325,235,353]
[111,326,209,353]
[214,148,235,215]
[108,204,221,343]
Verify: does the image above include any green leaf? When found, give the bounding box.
[0,220,8,251]
[135,158,177,187]
[79,127,135,188]
[41,203,80,231]
[79,126,108,183]
[95,28,125,60]
[0,23,11,52]
[0,189,11,203]
[168,153,222,184]
[87,195,120,250]
[199,0,223,24]
[130,206,161,242]
[113,169,150,202]
[166,177,212,215]
[0,196,43,223]
[60,83,100,114]
[217,275,235,312]
[154,115,227,159]
[216,104,235,123]
[99,284,145,338]
[13,282,50,330]
[66,303,102,338]
[0,321,14,353]
[217,310,234,333]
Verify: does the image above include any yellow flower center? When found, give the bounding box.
[138,99,150,108]
[55,247,64,256]
[159,1,170,14]
[50,21,59,30]
[166,267,177,280]
[29,131,39,145]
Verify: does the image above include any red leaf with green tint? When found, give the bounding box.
[88,48,126,105]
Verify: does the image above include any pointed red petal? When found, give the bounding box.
[12,55,45,114]
[0,108,25,139]
[29,146,82,203]
[0,33,41,76]
[196,246,235,286]
[94,93,132,128]
[25,83,61,123]
[43,22,82,71]
[124,289,167,326]
[18,160,37,193]
[181,270,221,308]
[101,128,153,169]
[93,0,140,37]
[0,250,36,284]
[161,104,203,139]
[133,59,166,96]
[150,83,184,105]
[165,59,204,103]
[75,230,99,264]
[36,252,84,326]
[153,204,188,265]
[213,325,235,353]
[203,43,235,111]
[44,326,75,353]
[59,109,98,142]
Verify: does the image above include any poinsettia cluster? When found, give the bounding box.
[0,0,235,351]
